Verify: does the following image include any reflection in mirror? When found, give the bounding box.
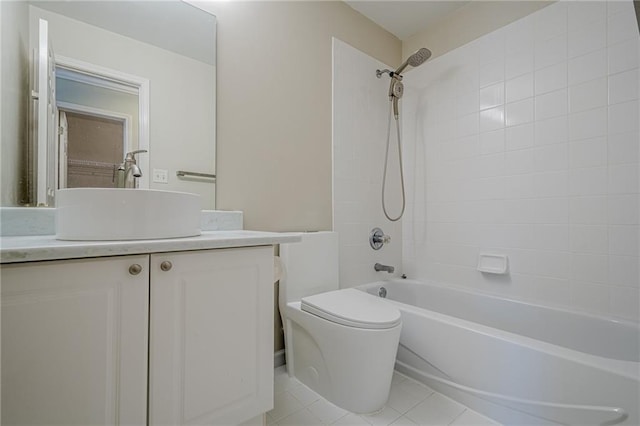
[0,0,217,208]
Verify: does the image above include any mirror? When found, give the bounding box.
[0,0,217,208]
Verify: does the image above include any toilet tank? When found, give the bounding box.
[279,231,339,304]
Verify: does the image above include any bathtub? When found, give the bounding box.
[358,279,639,426]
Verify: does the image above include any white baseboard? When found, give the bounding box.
[274,349,286,368]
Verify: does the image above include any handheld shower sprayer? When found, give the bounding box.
[375,47,431,222]
[376,48,431,119]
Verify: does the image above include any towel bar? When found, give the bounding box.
[176,170,216,180]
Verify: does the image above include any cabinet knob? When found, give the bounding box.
[160,261,173,272]
[129,264,143,275]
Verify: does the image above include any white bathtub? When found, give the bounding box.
[358,279,639,425]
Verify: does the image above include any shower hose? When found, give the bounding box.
[382,100,406,222]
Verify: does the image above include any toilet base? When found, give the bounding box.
[283,302,401,414]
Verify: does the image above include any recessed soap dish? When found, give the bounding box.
[477,253,509,274]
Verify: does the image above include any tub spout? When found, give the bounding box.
[374,263,395,273]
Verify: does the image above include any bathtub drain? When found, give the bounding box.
[378,287,387,298]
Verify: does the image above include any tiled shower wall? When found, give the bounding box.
[333,38,402,287]
[402,0,639,320]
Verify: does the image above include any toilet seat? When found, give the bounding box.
[301,288,401,330]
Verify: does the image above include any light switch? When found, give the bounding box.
[153,169,168,184]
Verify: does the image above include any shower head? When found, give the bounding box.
[394,47,432,75]
[374,47,432,120]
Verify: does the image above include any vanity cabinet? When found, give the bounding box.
[1,246,274,426]
[1,255,150,425]
[149,247,274,425]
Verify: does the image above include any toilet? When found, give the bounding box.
[279,231,402,414]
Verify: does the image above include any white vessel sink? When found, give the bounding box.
[56,188,202,240]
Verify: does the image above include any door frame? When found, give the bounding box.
[54,55,150,188]
[57,104,133,189]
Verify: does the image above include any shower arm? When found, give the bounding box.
[376,69,403,81]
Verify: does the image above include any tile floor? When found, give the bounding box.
[268,367,500,426]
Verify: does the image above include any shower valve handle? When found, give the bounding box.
[375,234,391,244]
[370,228,390,250]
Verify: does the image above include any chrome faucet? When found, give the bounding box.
[116,150,147,188]
[374,263,395,273]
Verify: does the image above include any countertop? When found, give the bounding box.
[0,230,301,264]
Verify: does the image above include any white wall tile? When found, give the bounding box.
[535,62,568,96]
[536,250,572,279]
[534,143,568,172]
[608,0,633,16]
[568,107,607,141]
[571,254,608,283]
[609,69,639,105]
[535,116,568,146]
[479,60,505,88]
[506,50,534,80]
[609,225,639,255]
[533,170,568,197]
[480,106,505,132]
[477,153,505,178]
[608,100,639,135]
[533,225,570,251]
[480,82,505,110]
[457,90,480,116]
[570,196,607,225]
[608,195,639,225]
[608,255,639,287]
[608,132,639,165]
[504,174,535,199]
[505,123,534,151]
[608,9,640,46]
[505,148,535,175]
[456,67,480,97]
[608,163,639,194]
[569,77,607,113]
[532,198,570,224]
[333,39,402,288]
[401,0,639,321]
[535,34,568,70]
[506,98,534,127]
[568,49,608,85]
[535,88,568,120]
[480,129,505,155]
[569,18,606,59]
[569,137,607,169]
[478,30,506,65]
[457,113,480,138]
[608,38,640,74]
[534,2,568,42]
[506,15,534,55]
[569,167,608,196]
[570,225,609,254]
[506,73,534,103]
[568,1,607,33]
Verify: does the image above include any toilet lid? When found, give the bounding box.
[301,288,401,329]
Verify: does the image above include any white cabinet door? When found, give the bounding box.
[1,255,149,425]
[149,247,274,425]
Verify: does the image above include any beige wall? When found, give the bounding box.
[201,1,401,232]
[403,1,553,61]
